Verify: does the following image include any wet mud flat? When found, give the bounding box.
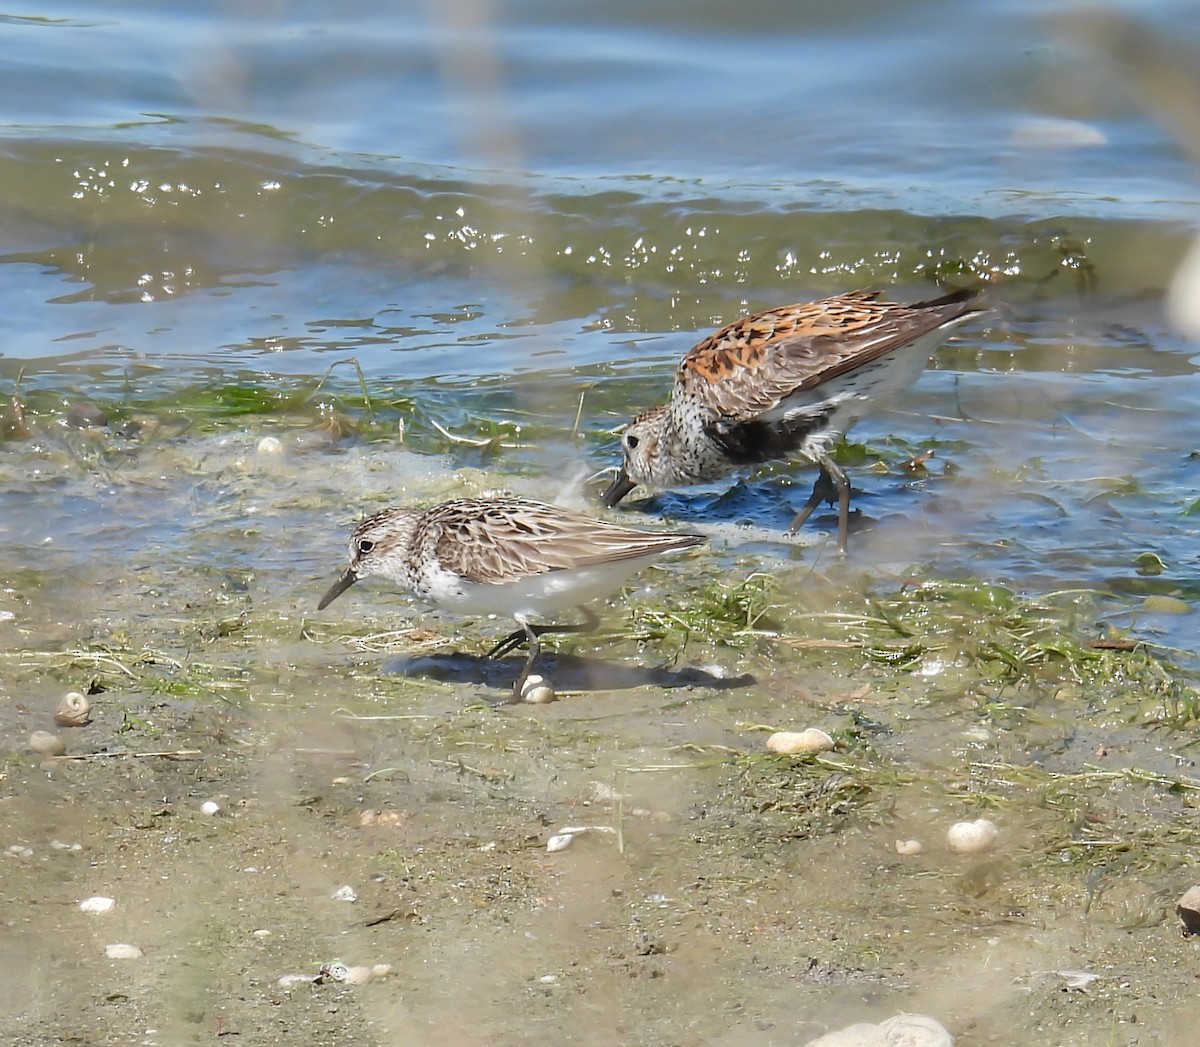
[2,420,1200,1046]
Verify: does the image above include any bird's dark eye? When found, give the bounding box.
[625,434,639,450]
[356,539,375,555]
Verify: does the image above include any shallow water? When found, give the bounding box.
[4,3,1200,1046]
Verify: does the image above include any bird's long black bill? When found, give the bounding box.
[600,469,637,507]
[317,567,358,610]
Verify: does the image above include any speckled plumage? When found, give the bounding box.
[317,496,704,700]
[601,288,982,549]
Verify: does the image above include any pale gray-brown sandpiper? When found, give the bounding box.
[318,496,704,701]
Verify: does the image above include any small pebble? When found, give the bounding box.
[29,730,66,756]
[253,929,273,939]
[1143,594,1191,614]
[894,839,923,856]
[358,809,404,828]
[80,896,116,914]
[7,845,33,858]
[200,800,221,816]
[256,435,285,457]
[765,728,835,755]
[946,817,999,854]
[54,691,92,727]
[331,885,358,902]
[520,674,556,704]
[104,943,143,960]
[66,402,109,429]
[50,840,83,851]
[546,833,574,853]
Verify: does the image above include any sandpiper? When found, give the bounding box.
[601,288,982,551]
[317,496,705,701]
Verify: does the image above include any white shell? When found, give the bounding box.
[878,1013,954,1047]
[801,1013,952,1047]
[1177,884,1200,935]
[54,691,92,727]
[256,436,285,457]
[105,943,144,960]
[801,1022,885,1047]
[29,730,66,756]
[894,839,923,856]
[546,824,617,852]
[946,817,999,854]
[330,884,358,902]
[520,674,556,704]
[765,728,835,755]
[200,800,221,816]
[80,896,116,914]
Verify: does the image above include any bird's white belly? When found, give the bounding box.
[437,556,664,619]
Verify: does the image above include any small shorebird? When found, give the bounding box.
[601,288,982,551]
[317,496,704,701]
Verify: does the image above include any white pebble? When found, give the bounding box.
[546,833,574,853]
[200,800,221,816]
[331,884,358,902]
[252,929,272,939]
[104,943,143,960]
[520,674,556,704]
[946,817,999,854]
[29,730,66,756]
[80,896,116,914]
[256,435,285,457]
[7,844,32,858]
[894,839,923,856]
[50,839,82,851]
[765,728,835,755]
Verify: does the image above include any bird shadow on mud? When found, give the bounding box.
[380,651,755,697]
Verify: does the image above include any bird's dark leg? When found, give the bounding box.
[786,455,851,554]
[482,607,601,700]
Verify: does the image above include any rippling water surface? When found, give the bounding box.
[4,1,1199,606]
